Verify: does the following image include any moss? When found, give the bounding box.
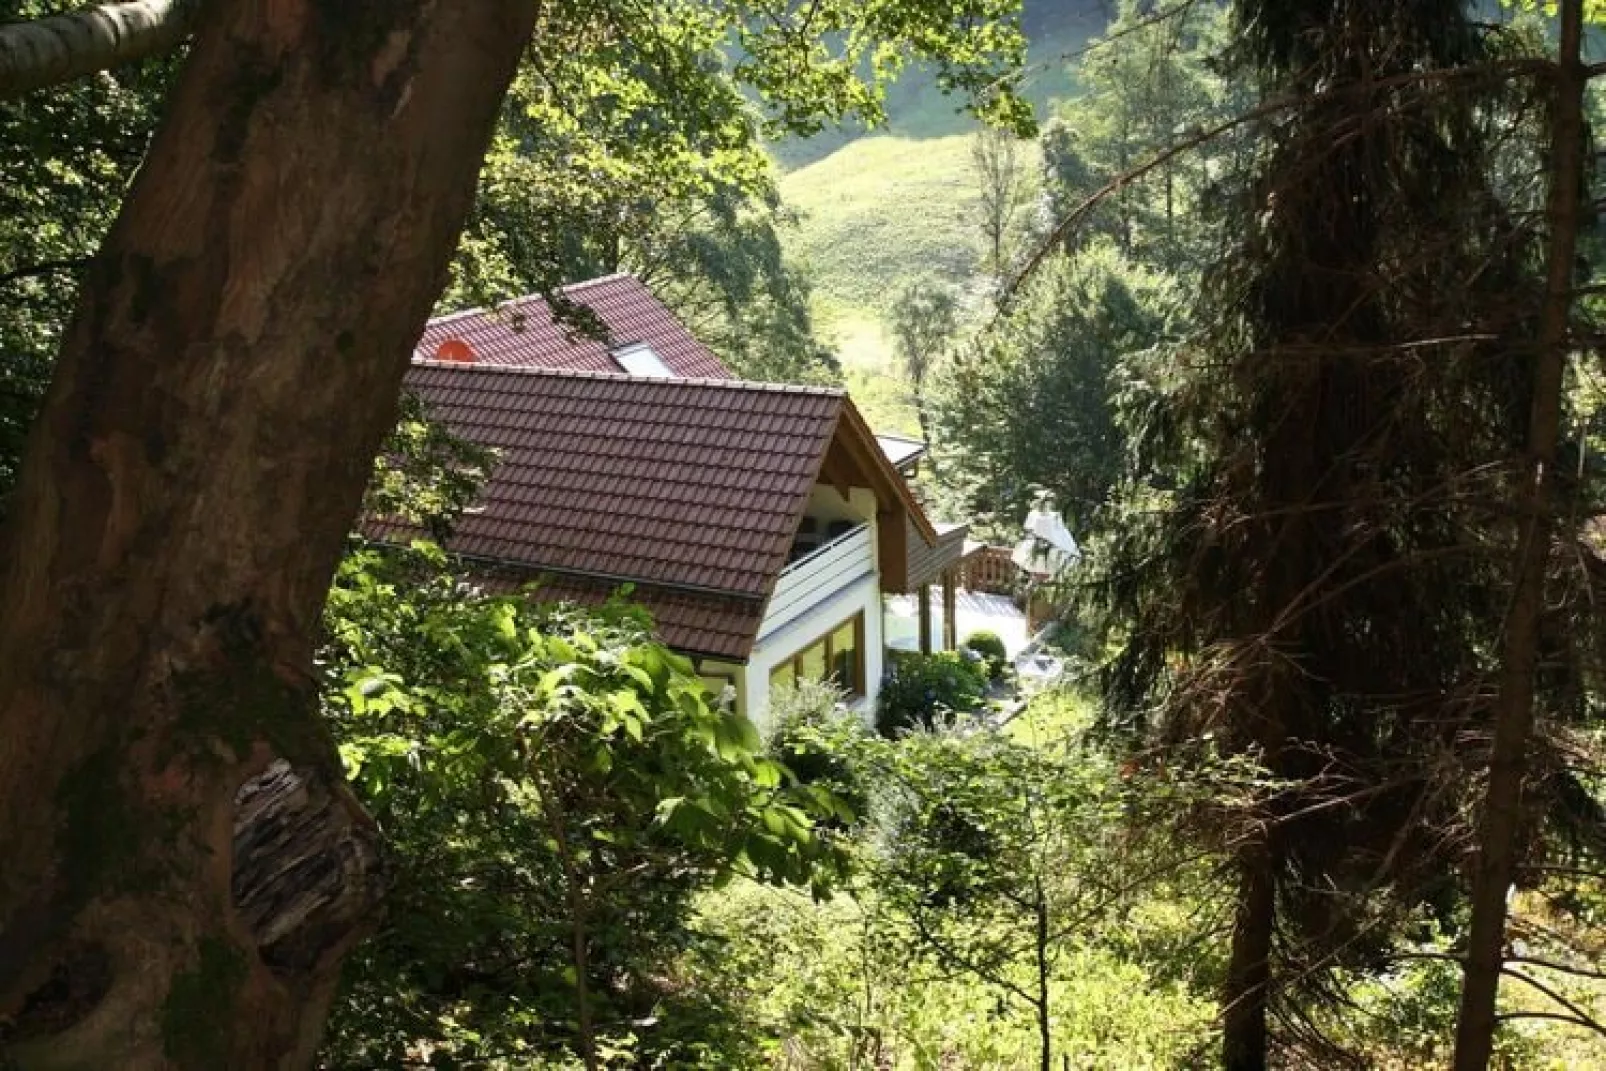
[54,747,141,902]
[170,602,325,766]
[161,938,246,1068]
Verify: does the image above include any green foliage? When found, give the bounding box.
[890,283,959,394]
[766,680,873,828]
[960,629,1008,680]
[970,124,1040,279]
[362,392,497,541]
[0,0,1032,519]
[1080,2,1606,1060]
[889,281,959,441]
[875,650,989,736]
[319,544,848,1066]
[1041,0,1238,276]
[688,704,1227,1069]
[0,4,179,515]
[930,241,1181,536]
[444,0,1031,385]
[700,877,1218,1070]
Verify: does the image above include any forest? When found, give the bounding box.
[0,0,1604,1068]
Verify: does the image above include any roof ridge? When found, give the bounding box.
[422,273,637,331]
[557,272,632,294]
[421,304,488,330]
[411,358,847,398]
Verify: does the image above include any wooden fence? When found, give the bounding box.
[961,545,1020,595]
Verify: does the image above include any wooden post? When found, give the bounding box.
[942,569,957,650]
[918,583,932,654]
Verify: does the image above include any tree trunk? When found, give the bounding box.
[1222,836,1276,1071]
[1453,1,1586,1067]
[0,1,535,1066]
[0,0,198,99]
[538,776,598,1071]
[1034,876,1051,1071]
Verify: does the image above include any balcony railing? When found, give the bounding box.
[762,521,874,638]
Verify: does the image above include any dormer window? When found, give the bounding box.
[611,341,674,377]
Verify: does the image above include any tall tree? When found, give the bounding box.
[0,2,1032,1063]
[971,124,1036,280]
[0,0,194,96]
[1042,0,1232,277]
[1454,0,1590,1064]
[0,0,180,514]
[1081,3,1588,1065]
[0,2,536,1066]
[890,283,958,447]
[932,241,1177,536]
[441,0,841,385]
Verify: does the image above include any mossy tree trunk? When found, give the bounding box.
[0,0,534,1066]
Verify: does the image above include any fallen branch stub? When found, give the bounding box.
[232,759,383,974]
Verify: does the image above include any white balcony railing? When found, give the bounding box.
[762,522,874,638]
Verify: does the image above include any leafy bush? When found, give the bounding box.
[875,650,989,736]
[686,718,1224,1070]
[319,544,849,1068]
[961,628,1009,680]
[767,679,872,827]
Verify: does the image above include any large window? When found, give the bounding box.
[769,612,865,699]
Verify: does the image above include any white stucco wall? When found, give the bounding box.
[695,656,749,719]
[806,485,878,528]
[697,483,885,735]
[742,567,883,735]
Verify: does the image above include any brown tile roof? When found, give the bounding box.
[415,274,731,379]
[380,365,847,634]
[904,517,970,590]
[476,568,766,662]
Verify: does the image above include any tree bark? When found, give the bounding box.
[1453,1,1587,1067]
[1033,876,1051,1071]
[0,0,535,1066]
[0,0,197,99]
[1221,835,1276,1071]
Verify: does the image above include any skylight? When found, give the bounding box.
[611,341,675,378]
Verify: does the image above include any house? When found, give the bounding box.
[386,276,973,729]
[414,273,732,378]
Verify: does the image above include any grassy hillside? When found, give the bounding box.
[779,132,1042,435]
[771,0,1104,171]
[773,2,1099,428]
[781,133,988,318]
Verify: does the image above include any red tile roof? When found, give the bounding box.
[374,363,849,657]
[416,274,731,379]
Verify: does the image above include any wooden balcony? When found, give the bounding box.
[762,522,874,638]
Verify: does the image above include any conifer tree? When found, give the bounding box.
[1083,2,1602,1064]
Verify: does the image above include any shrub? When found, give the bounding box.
[961,629,1009,680]
[767,680,871,825]
[876,650,989,736]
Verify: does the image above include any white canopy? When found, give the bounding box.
[1011,505,1081,578]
